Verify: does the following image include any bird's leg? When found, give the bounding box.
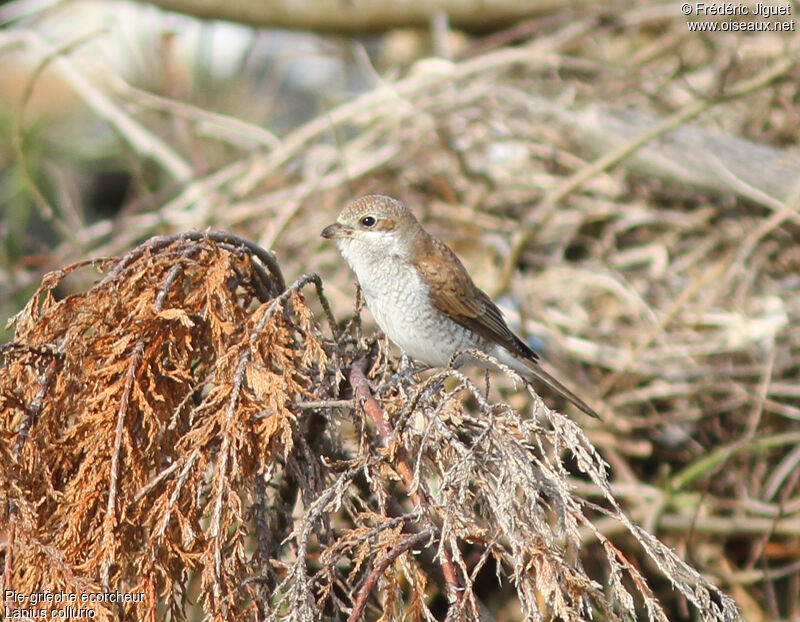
[377,353,430,394]
[419,377,445,403]
[399,352,431,376]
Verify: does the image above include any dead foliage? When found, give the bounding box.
[2,3,799,620]
[1,231,740,621]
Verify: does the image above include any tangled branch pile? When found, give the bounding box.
[1,233,739,620]
[2,3,799,619]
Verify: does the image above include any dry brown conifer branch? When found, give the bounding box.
[205,271,335,611]
[100,337,145,590]
[291,399,357,409]
[0,223,752,619]
[349,360,463,604]
[101,245,201,589]
[351,359,394,442]
[273,466,364,617]
[4,329,66,595]
[209,345,247,608]
[131,457,183,504]
[578,512,670,622]
[347,528,434,622]
[3,2,795,615]
[10,345,63,459]
[3,260,106,599]
[152,451,199,543]
[99,231,286,296]
[113,253,178,577]
[0,232,311,618]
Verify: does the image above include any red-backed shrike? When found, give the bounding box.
[321,195,598,419]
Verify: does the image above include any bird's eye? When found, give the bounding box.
[360,216,376,228]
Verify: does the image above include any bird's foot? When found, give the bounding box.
[377,356,430,394]
[399,353,414,372]
[419,378,445,402]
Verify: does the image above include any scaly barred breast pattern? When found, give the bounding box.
[343,243,479,367]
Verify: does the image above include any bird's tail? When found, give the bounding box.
[522,360,601,420]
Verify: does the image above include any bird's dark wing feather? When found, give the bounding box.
[415,236,601,420]
[415,237,538,362]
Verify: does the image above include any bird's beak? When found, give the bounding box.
[321,223,346,239]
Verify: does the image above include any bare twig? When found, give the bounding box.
[347,529,434,622]
[350,360,463,603]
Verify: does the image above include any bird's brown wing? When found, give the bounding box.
[415,237,538,362]
[416,236,601,420]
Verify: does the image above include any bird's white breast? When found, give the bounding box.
[335,237,476,366]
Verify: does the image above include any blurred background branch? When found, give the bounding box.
[134,0,567,33]
[1,0,799,619]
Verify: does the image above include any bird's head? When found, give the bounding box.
[321,195,423,263]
